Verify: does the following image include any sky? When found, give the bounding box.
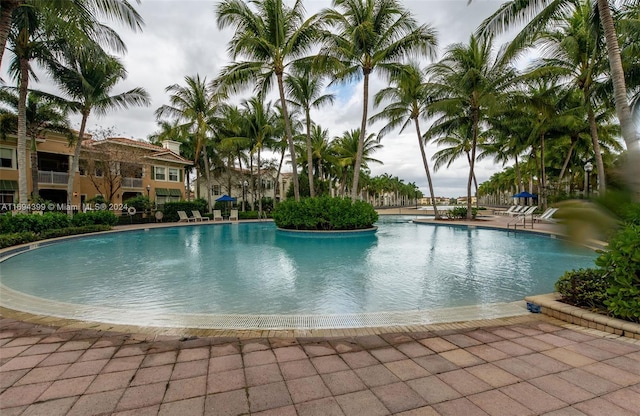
[1,0,522,198]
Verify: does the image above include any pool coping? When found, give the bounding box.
[525,293,640,340]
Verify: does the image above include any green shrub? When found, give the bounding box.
[39,225,111,240]
[163,199,208,222]
[446,207,478,219]
[272,197,378,230]
[71,210,118,227]
[123,195,151,212]
[597,224,640,322]
[0,212,71,234]
[0,231,38,248]
[555,268,609,310]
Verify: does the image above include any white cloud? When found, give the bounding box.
[1,0,514,197]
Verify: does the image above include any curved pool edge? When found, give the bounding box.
[0,283,529,331]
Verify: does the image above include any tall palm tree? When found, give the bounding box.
[475,0,640,196]
[318,0,437,201]
[0,88,71,199]
[156,75,225,211]
[47,49,149,215]
[332,128,382,197]
[426,35,516,218]
[370,62,440,218]
[0,0,143,68]
[285,70,335,197]
[215,0,320,201]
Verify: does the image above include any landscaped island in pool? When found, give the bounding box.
[0,216,597,328]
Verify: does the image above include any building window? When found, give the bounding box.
[154,166,166,181]
[0,147,16,169]
[212,185,221,195]
[79,160,87,176]
[168,167,179,182]
[0,190,15,203]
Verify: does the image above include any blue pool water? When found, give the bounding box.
[0,217,597,315]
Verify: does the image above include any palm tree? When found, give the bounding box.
[47,49,149,215]
[475,0,640,196]
[426,35,516,218]
[318,0,437,201]
[285,70,335,197]
[215,0,320,201]
[332,128,383,197]
[156,75,225,212]
[0,88,71,199]
[0,0,143,68]
[370,62,440,218]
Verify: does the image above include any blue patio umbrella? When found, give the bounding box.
[513,191,537,198]
[215,194,237,202]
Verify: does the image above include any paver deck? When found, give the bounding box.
[1,315,639,415]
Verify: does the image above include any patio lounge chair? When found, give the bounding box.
[534,207,558,223]
[229,209,238,221]
[177,210,195,222]
[518,205,538,218]
[192,210,210,221]
[498,205,518,216]
[213,210,223,221]
[506,205,525,216]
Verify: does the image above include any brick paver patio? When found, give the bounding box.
[1,315,639,415]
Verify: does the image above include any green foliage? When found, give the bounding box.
[272,197,378,230]
[597,224,640,322]
[0,212,71,234]
[39,225,111,240]
[0,232,38,248]
[123,195,151,212]
[446,207,478,219]
[163,199,208,222]
[555,268,609,310]
[86,195,107,204]
[71,211,118,227]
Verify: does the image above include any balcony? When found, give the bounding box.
[38,170,68,184]
[122,177,143,188]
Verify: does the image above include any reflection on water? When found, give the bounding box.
[0,217,597,315]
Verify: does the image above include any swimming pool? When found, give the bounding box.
[0,217,597,328]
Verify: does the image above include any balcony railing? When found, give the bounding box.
[121,177,143,188]
[38,170,68,184]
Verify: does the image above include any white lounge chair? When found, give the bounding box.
[229,209,238,221]
[177,210,195,222]
[192,210,210,221]
[506,205,525,216]
[213,210,223,221]
[518,205,538,217]
[498,205,518,216]
[534,207,558,223]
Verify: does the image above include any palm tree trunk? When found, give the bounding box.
[587,107,606,194]
[305,108,315,198]
[67,112,88,216]
[540,134,546,209]
[351,71,370,202]
[558,137,577,183]
[30,136,38,199]
[203,146,212,213]
[0,0,21,69]
[274,146,285,205]
[276,73,300,200]
[17,57,29,204]
[597,0,640,196]
[414,117,439,218]
[467,109,479,219]
[257,147,262,219]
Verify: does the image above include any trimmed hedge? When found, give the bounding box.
[555,268,608,311]
[0,211,117,234]
[162,199,208,222]
[0,225,111,248]
[272,197,378,230]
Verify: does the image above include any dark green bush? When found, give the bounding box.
[39,225,111,240]
[0,212,71,234]
[0,231,38,248]
[446,207,478,219]
[555,268,609,310]
[163,199,208,222]
[597,224,640,322]
[272,197,378,230]
[123,195,151,212]
[71,211,118,227]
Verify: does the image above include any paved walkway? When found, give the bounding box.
[1,315,639,415]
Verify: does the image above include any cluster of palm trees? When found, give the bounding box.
[1,0,149,213]
[153,0,638,220]
[3,0,638,222]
